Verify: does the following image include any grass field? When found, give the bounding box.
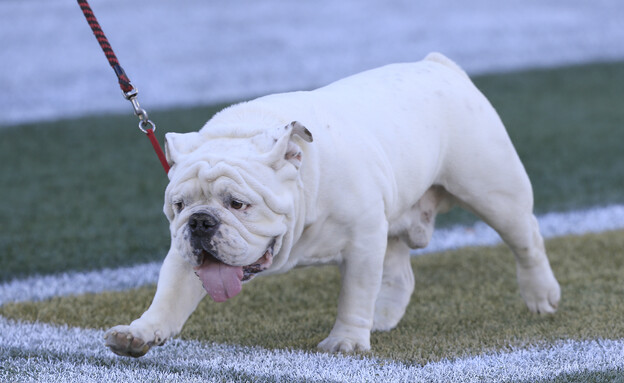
[2,229,624,366]
[1,62,624,282]
[1,62,623,282]
[1,61,624,382]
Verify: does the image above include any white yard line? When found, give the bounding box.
[1,317,622,383]
[1,204,623,306]
[415,204,624,253]
[1,0,623,126]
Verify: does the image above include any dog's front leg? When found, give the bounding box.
[318,227,387,353]
[104,248,205,357]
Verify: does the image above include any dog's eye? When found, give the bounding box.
[173,201,185,213]
[230,200,246,210]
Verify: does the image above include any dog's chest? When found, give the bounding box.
[289,218,350,267]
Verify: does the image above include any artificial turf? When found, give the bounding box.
[0,62,623,281]
[2,229,623,365]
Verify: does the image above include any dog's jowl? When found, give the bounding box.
[104,52,560,356]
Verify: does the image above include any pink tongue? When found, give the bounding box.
[194,257,243,302]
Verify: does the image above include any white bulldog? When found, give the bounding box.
[105,52,560,356]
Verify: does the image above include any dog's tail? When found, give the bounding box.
[425,52,470,80]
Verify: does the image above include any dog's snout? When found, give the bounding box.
[188,212,219,235]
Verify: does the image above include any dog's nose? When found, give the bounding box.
[188,212,219,235]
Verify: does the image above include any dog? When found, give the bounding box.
[104,52,560,356]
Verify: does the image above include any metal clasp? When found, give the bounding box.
[123,88,156,133]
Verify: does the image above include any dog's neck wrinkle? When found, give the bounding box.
[269,167,322,275]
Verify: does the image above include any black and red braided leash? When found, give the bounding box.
[77,0,170,174]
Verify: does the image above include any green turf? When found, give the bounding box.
[2,230,623,365]
[0,105,224,281]
[1,62,623,281]
[473,62,624,213]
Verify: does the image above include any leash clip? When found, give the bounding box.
[123,88,156,133]
[79,0,169,173]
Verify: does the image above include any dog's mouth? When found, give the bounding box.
[192,244,274,303]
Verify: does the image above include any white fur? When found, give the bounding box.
[105,52,560,356]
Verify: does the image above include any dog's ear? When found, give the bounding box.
[164,132,203,173]
[268,121,313,170]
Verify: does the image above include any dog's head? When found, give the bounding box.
[163,121,312,302]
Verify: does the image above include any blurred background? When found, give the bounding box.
[1,0,623,126]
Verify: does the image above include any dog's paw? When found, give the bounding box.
[372,302,405,332]
[318,334,370,353]
[104,325,166,358]
[517,263,561,314]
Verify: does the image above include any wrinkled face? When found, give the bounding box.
[162,121,313,301]
[165,160,288,280]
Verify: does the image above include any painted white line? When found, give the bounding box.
[1,317,622,383]
[415,204,624,254]
[0,262,161,306]
[1,205,623,306]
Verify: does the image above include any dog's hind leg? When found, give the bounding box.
[372,237,414,331]
[104,249,206,357]
[442,141,560,314]
[464,197,560,313]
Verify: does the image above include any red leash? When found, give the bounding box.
[77,0,170,174]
